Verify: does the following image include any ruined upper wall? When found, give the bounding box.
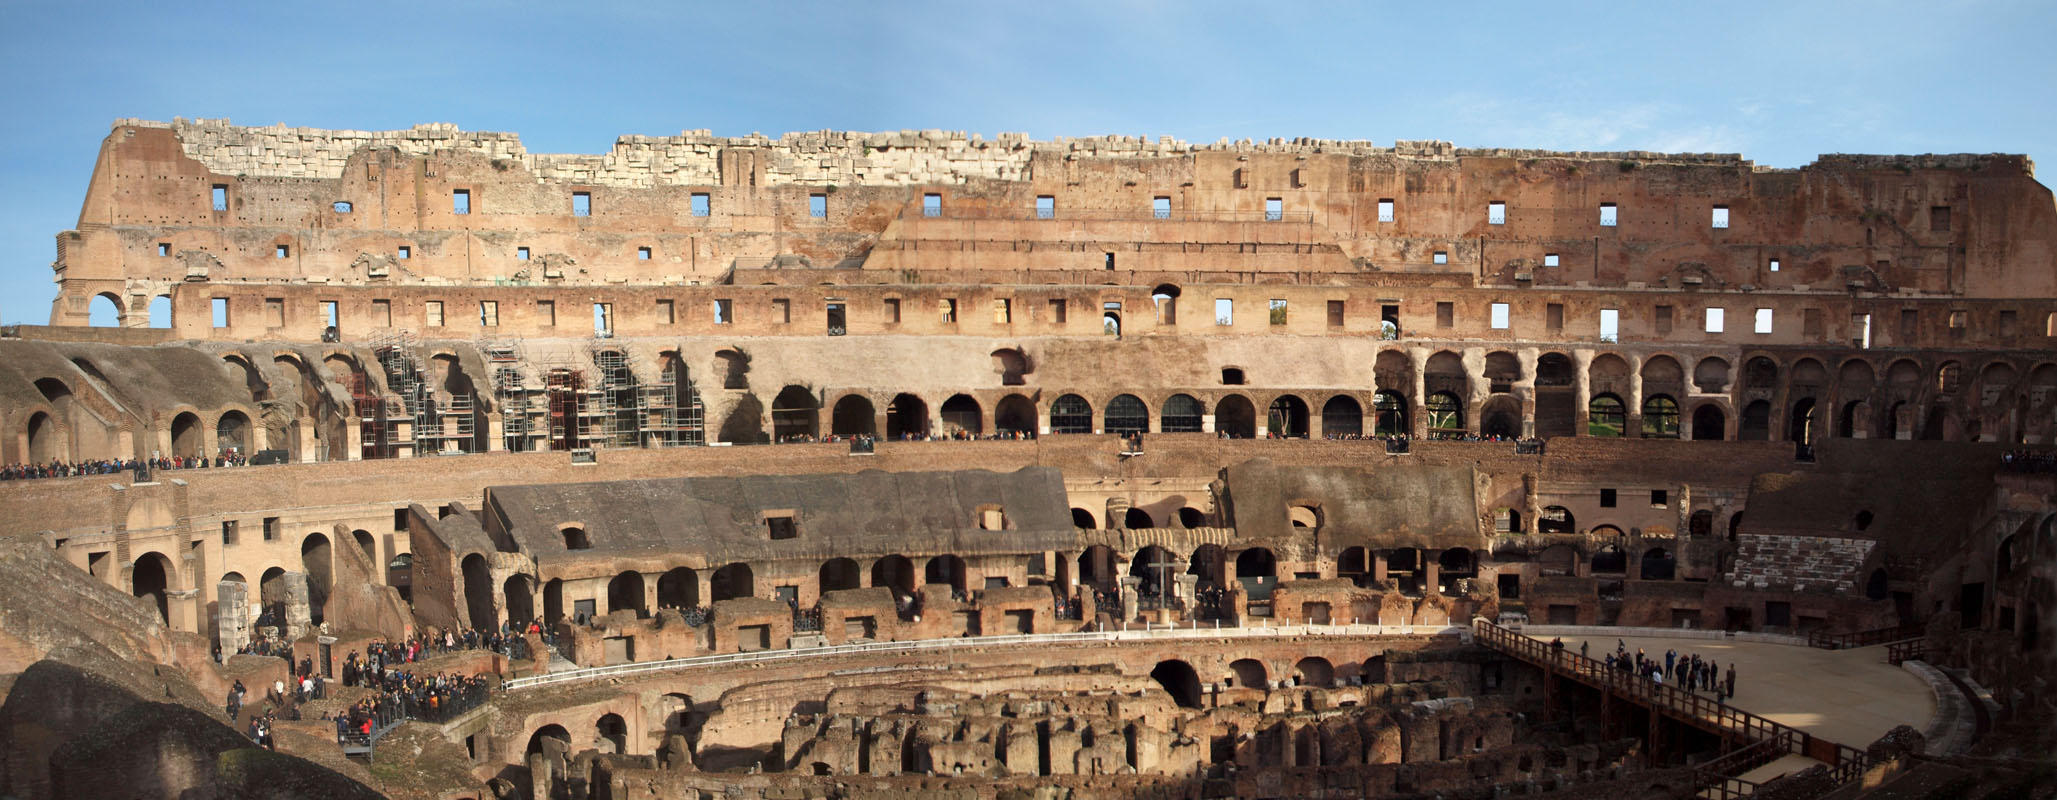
[123,117,1773,188]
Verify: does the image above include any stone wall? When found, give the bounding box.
[1728,533,1876,593]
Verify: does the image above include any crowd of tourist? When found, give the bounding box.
[1555,638,1740,704]
[0,450,254,481]
[770,430,1039,445]
[2000,449,2057,473]
[333,668,492,744]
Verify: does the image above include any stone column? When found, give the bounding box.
[1463,348,1486,436]
[1408,348,1429,438]
[1572,349,1594,437]
[283,571,312,640]
[1118,577,1140,621]
[1424,550,1441,596]
[1372,551,1389,583]
[218,579,251,654]
[1626,354,1645,438]
[1516,348,1539,439]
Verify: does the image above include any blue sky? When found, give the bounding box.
[2,0,2051,325]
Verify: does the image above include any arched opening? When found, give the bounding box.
[462,553,494,627]
[607,570,647,618]
[596,713,628,754]
[1640,548,1675,581]
[1588,395,1626,437]
[1689,510,1713,538]
[830,395,876,436]
[1539,506,1575,534]
[939,394,982,436]
[886,393,929,439]
[710,563,754,602]
[1104,394,1148,435]
[144,295,169,328]
[1866,568,1890,601]
[1235,548,1276,583]
[132,552,173,625]
[1425,392,1463,437]
[1160,393,1204,433]
[714,349,749,390]
[990,348,1030,386]
[1729,512,1745,540]
[543,578,562,624]
[301,533,332,624]
[1739,400,1772,441]
[1437,548,1476,595]
[1743,356,1779,391]
[1854,510,1874,531]
[1480,395,1521,439]
[1102,309,1121,337]
[216,410,251,456]
[170,411,204,459]
[771,385,819,441]
[258,566,288,623]
[1294,657,1334,688]
[1221,367,1246,386]
[1124,507,1155,529]
[504,574,535,626]
[1188,544,1226,589]
[1788,397,1817,445]
[527,724,572,759]
[1215,394,1257,438]
[1320,395,1363,438]
[717,394,765,444]
[871,555,915,600]
[923,554,966,594]
[1177,507,1208,528]
[994,394,1037,435]
[1130,546,1177,597]
[350,529,375,567]
[1151,284,1181,325]
[1049,394,1093,434]
[1151,660,1203,709]
[1338,546,1372,587]
[90,292,124,327]
[818,558,860,594]
[1229,658,1269,689]
[561,526,591,550]
[1642,395,1680,438]
[1363,654,1388,683]
[657,567,699,610]
[1693,357,1732,393]
[1071,508,1098,529]
[1287,504,1320,529]
[1534,353,1578,437]
[1077,545,1117,589]
[24,411,58,463]
[1266,395,1309,438]
[1373,390,1408,436]
[1592,545,1627,575]
[1691,404,1727,440]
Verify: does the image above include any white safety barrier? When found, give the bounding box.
[505,622,1468,691]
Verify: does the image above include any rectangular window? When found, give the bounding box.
[157,242,170,257]
[1599,202,1617,226]
[765,514,797,540]
[1711,205,1729,228]
[1490,302,1510,329]
[1705,307,1725,333]
[1754,308,1773,334]
[452,189,470,215]
[884,298,901,323]
[479,301,498,327]
[594,302,614,335]
[1544,253,1559,267]
[1655,305,1674,334]
[922,193,941,217]
[1900,309,1919,339]
[1948,310,1967,329]
[1804,308,1824,338]
[637,246,651,260]
[808,194,826,218]
[657,299,675,325]
[397,245,410,259]
[1853,312,1872,348]
[262,517,279,541]
[940,298,957,324]
[1488,201,1508,225]
[425,300,444,327]
[1215,298,1233,326]
[994,298,1012,324]
[1436,301,1454,328]
[1048,298,1066,324]
[1546,302,1564,331]
[211,184,228,211]
[1035,195,1054,219]
[1152,196,1171,219]
[1650,490,1668,508]
[2000,309,2018,337]
[1433,250,1449,265]
[1377,198,1395,222]
[275,244,290,259]
[538,300,555,326]
[713,299,732,324]
[1268,298,1288,325]
[1599,308,1619,342]
[772,298,790,324]
[1769,257,1781,272]
[517,246,530,260]
[1327,300,1345,327]
[1600,489,1617,508]
[690,193,710,217]
[264,297,284,327]
[372,299,391,327]
[221,520,238,545]
[1931,206,1951,232]
[333,201,351,213]
[322,300,338,329]
[572,191,591,216]
[1264,197,1283,221]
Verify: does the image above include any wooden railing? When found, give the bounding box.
[1473,620,1874,791]
[1885,639,1928,665]
[1807,624,1923,650]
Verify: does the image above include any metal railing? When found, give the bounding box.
[1886,639,1928,665]
[1807,624,1922,650]
[504,623,1466,691]
[1472,619,1873,786]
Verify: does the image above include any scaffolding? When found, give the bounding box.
[369,331,420,458]
[484,339,549,453]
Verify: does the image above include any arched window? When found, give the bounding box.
[1641,396,1680,438]
[1104,394,1148,434]
[1374,391,1408,435]
[1049,394,1093,434]
[1588,395,1625,437]
[1425,392,1463,436]
[1160,394,1203,432]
